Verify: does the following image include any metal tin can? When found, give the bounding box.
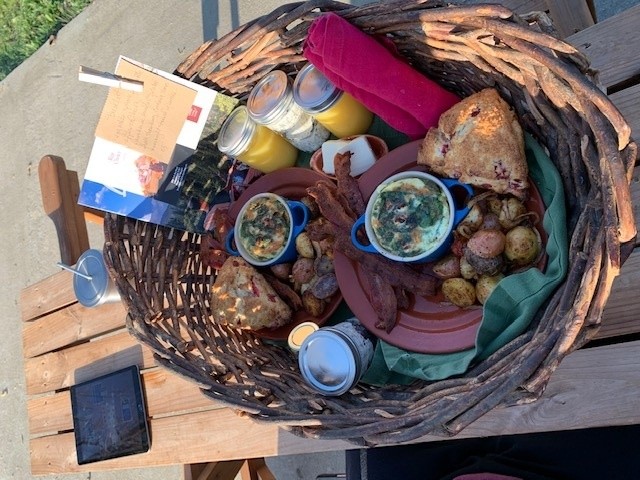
[292,63,374,138]
[217,106,298,173]
[247,70,330,152]
[298,318,375,396]
[73,249,121,308]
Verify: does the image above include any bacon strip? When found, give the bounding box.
[334,151,366,216]
[394,286,411,311]
[307,181,355,231]
[361,268,398,332]
[305,217,336,242]
[200,233,230,271]
[264,274,303,312]
[334,231,437,297]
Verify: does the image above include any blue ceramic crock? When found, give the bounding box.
[226,193,309,267]
[351,171,473,263]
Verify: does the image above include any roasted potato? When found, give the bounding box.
[476,274,504,305]
[314,254,335,276]
[464,248,504,276]
[310,273,339,300]
[291,257,315,284]
[479,212,501,231]
[432,254,461,279]
[467,229,506,259]
[459,255,478,280]
[505,226,541,266]
[270,263,291,281]
[442,278,477,308]
[302,290,326,317]
[295,232,315,258]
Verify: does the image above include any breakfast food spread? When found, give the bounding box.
[210,74,544,340]
[370,176,449,258]
[417,88,529,199]
[211,256,292,330]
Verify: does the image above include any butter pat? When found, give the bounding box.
[337,136,376,176]
[321,139,349,175]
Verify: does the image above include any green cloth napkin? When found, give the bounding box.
[362,134,569,384]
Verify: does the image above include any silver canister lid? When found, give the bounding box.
[247,70,292,124]
[298,329,360,396]
[218,106,256,156]
[73,249,111,307]
[293,63,342,114]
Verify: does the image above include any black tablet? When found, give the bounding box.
[70,365,150,465]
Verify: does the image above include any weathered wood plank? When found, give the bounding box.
[600,249,640,338]
[141,368,218,417]
[27,392,72,438]
[20,270,76,322]
[447,341,640,437]
[24,330,154,395]
[631,166,640,238]
[610,84,640,143]
[28,367,218,436]
[22,300,127,358]
[28,408,312,475]
[500,0,547,14]
[545,0,594,38]
[568,4,640,89]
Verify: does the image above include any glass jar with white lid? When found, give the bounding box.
[217,106,298,173]
[293,63,374,138]
[298,317,375,396]
[247,70,330,152]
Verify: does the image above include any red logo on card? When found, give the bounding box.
[187,105,202,123]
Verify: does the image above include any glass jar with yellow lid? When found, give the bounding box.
[218,106,298,173]
[293,63,373,138]
[247,70,330,152]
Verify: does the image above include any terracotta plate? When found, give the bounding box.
[228,167,342,340]
[333,140,547,354]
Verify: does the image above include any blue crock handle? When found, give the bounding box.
[440,178,474,226]
[287,201,310,237]
[225,230,239,256]
[351,215,378,253]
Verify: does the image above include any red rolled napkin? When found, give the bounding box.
[303,12,460,140]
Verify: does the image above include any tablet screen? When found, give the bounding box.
[70,365,150,465]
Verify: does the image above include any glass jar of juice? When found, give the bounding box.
[247,70,330,152]
[293,63,373,138]
[217,106,298,173]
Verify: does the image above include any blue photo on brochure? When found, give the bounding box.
[79,140,233,233]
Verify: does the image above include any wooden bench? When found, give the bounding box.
[21,272,282,478]
[501,0,596,37]
[22,2,640,477]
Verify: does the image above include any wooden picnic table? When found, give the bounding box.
[20,3,640,476]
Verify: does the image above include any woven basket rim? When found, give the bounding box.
[103,0,637,446]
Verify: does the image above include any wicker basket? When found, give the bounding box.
[103,0,637,445]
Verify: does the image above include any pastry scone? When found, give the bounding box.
[211,257,292,330]
[417,88,529,199]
